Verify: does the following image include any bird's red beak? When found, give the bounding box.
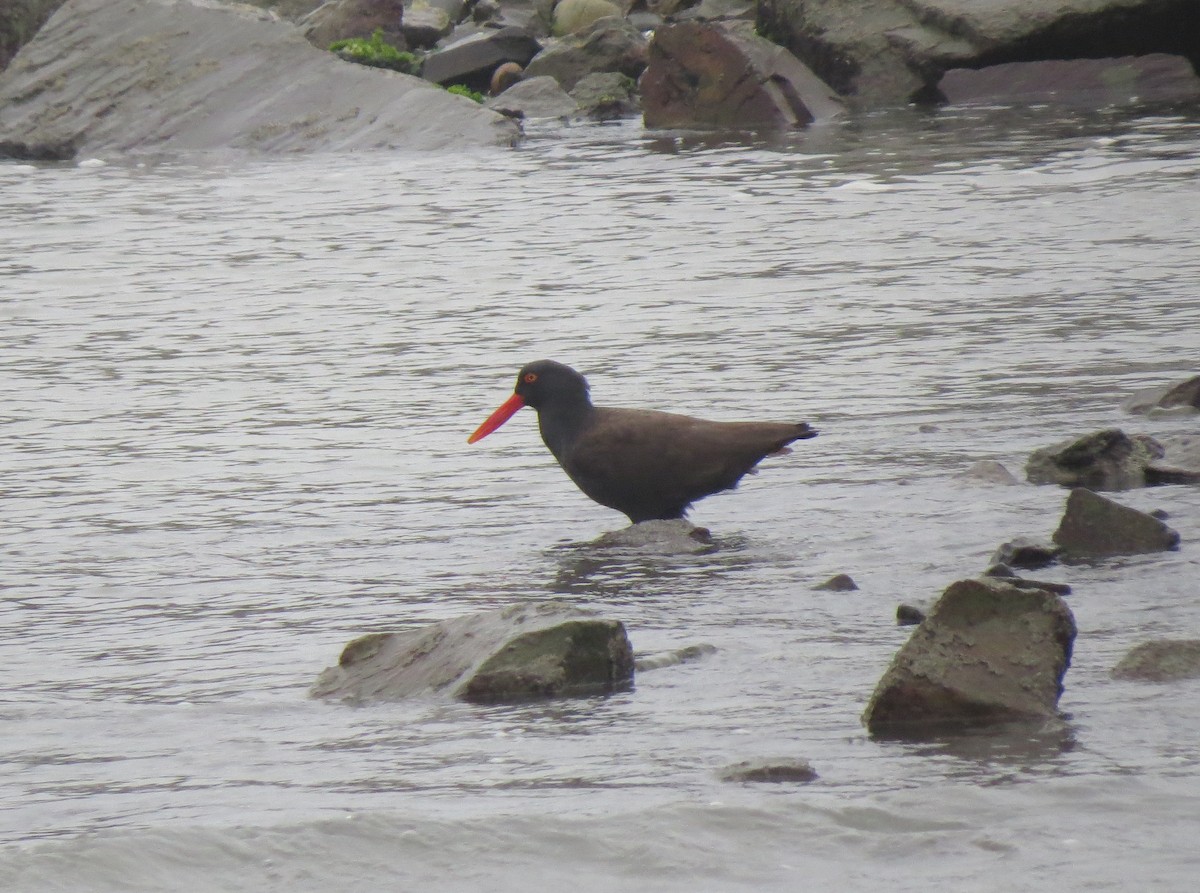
[467,393,526,443]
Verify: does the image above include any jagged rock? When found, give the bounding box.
[421,25,543,91]
[1052,488,1180,559]
[990,537,1062,570]
[1146,434,1200,485]
[813,573,858,591]
[486,74,579,116]
[311,602,635,704]
[303,0,406,50]
[863,577,1076,735]
[0,0,517,158]
[958,460,1021,486]
[524,16,649,93]
[570,71,639,119]
[757,0,1200,109]
[1025,428,1164,490]
[634,642,716,671]
[939,54,1200,106]
[1122,374,1200,416]
[551,0,621,36]
[400,3,452,49]
[641,21,843,130]
[719,758,818,783]
[1112,640,1200,682]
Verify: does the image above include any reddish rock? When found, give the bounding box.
[641,21,842,130]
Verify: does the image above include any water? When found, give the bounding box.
[2,104,1200,891]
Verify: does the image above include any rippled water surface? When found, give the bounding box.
[3,105,1200,891]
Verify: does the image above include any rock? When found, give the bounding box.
[0,0,64,71]
[862,577,1076,735]
[756,0,1200,109]
[591,518,715,552]
[896,603,925,625]
[303,0,406,50]
[719,758,818,783]
[0,0,517,158]
[421,25,543,92]
[814,573,858,591]
[486,74,579,116]
[311,602,635,704]
[1025,428,1164,490]
[641,21,843,130]
[958,460,1021,486]
[400,3,452,49]
[938,54,1200,106]
[634,642,716,671]
[570,71,639,119]
[1052,488,1180,559]
[551,0,621,37]
[990,537,1062,570]
[524,16,649,93]
[1112,640,1200,682]
[675,0,755,22]
[1146,434,1200,485]
[1122,374,1200,416]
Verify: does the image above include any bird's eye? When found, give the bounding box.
[523,372,538,383]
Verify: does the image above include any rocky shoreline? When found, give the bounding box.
[1,0,1198,159]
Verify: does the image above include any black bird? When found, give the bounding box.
[468,360,817,523]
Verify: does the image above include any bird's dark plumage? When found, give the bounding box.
[468,360,817,523]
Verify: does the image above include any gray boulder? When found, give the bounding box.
[571,71,639,119]
[1025,428,1164,490]
[938,54,1200,106]
[0,0,517,159]
[421,26,543,91]
[311,601,635,703]
[863,577,1076,734]
[523,16,649,93]
[1052,488,1180,559]
[302,0,405,49]
[486,74,580,117]
[756,0,1200,109]
[1112,640,1200,682]
[641,21,843,130]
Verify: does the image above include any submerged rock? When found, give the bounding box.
[1025,428,1164,490]
[641,21,843,130]
[863,577,1076,735]
[1052,488,1180,559]
[0,0,517,159]
[990,537,1062,570]
[311,601,635,704]
[958,460,1021,486]
[634,642,717,671]
[814,573,858,591]
[1112,640,1200,682]
[1145,434,1200,486]
[591,518,715,553]
[895,603,926,626]
[1122,374,1200,416]
[719,758,818,783]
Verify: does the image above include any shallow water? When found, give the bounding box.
[3,103,1200,891]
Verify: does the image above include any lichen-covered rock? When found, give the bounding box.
[1052,488,1180,559]
[641,21,843,130]
[551,0,620,36]
[863,577,1076,735]
[1112,640,1200,682]
[1025,428,1164,490]
[311,602,635,704]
